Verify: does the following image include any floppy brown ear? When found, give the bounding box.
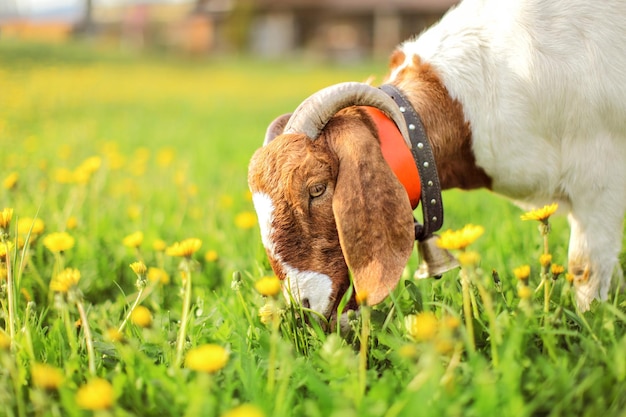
[264,113,293,145]
[329,125,415,305]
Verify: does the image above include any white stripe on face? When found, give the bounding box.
[252,192,276,258]
[252,191,334,317]
[282,266,333,317]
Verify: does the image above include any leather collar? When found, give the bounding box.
[372,84,444,241]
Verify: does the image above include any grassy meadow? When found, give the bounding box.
[1,41,625,417]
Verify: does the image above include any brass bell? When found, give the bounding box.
[414,234,460,279]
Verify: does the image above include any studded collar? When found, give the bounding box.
[374,84,444,241]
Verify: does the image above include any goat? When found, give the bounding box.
[247,0,626,320]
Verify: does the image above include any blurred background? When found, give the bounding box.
[0,0,458,61]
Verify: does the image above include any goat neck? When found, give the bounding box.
[387,53,492,191]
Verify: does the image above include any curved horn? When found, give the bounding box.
[284,82,411,147]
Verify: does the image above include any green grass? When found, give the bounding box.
[0,41,625,417]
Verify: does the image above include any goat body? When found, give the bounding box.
[248,0,626,318]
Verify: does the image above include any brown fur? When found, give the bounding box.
[386,54,492,190]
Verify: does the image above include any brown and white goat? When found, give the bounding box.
[248,0,626,320]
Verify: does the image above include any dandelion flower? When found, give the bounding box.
[235,211,257,229]
[123,231,143,249]
[185,344,229,373]
[254,276,281,297]
[551,264,565,278]
[43,232,75,253]
[166,238,202,258]
[66,216,78,230]
[17,217,45,237]
[0,207,14,232]
[3,172,18,190]
[152,238,167,252]
[129,261,147,276]
[106,328,123,342]
[130,305,152,328]
[204,249,219,262]
[405,311,438,341]
[221,404,265,417]
[539,254,552,267]
[76,378,114,410]
[147,267,170,285]
[258,302,282,325]
[31,363,64,390]
[355,290,369,306]
[513,265,531,281]
[0,242,14,260]
[50,268,81,293]
[437,224,484,250]
[0,331,10,350]
[520,203,558,223]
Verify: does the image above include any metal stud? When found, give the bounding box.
[423,162,429,168]
[399,106,406,113]
[431,199,437,205]
[432,216,438,222]
[417,142,424,149]
[427,180,433,187]
[409,124,416,130]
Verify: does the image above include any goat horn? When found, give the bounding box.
[284,82,411,147]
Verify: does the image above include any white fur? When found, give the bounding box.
[252,192,277,258]
[390,0,626,309]
[253,192,335,315]
[282,267,334,317]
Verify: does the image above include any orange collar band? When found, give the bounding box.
[363,107,421,209]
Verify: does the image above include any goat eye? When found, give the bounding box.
[308,183,326,198]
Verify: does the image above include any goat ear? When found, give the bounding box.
[330,130,415,306]
[264,113,293,145]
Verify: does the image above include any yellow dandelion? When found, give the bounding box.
[513,265,531,281]
[54,167,76,184]
[398,344,418,359]
[405,311,438,341]
[551,264,565,278]
[31,363,64,390]
[106,328,123,342]
[520,203,558,222]
[234,211,257,230]
[0,241,14,260]
[539,253,552,267]
[221,404,265,417]
[66,216,78,230]
[122,231,143,249]
[565,273,574,283]
[77,156,102,175]
[130,306,152,328]
[129,261,147,276]
[42,232,75,253]
[156,147,175,167]
[258,302,281,325]
[147,267,170,285]
[50,268,81,293]
[355,290,369,306]
[254,276,281,297]
[437,224,484,251]
[152,239,167,252]
[0,331,10,350]
[0,207,14,231]
[76,378,114,410]
[17,217,45,237]
[3,172,18,190]
[127,205,142,220]
[185,344,229,373]
[204,249,219,262]
[166,238,202,258]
